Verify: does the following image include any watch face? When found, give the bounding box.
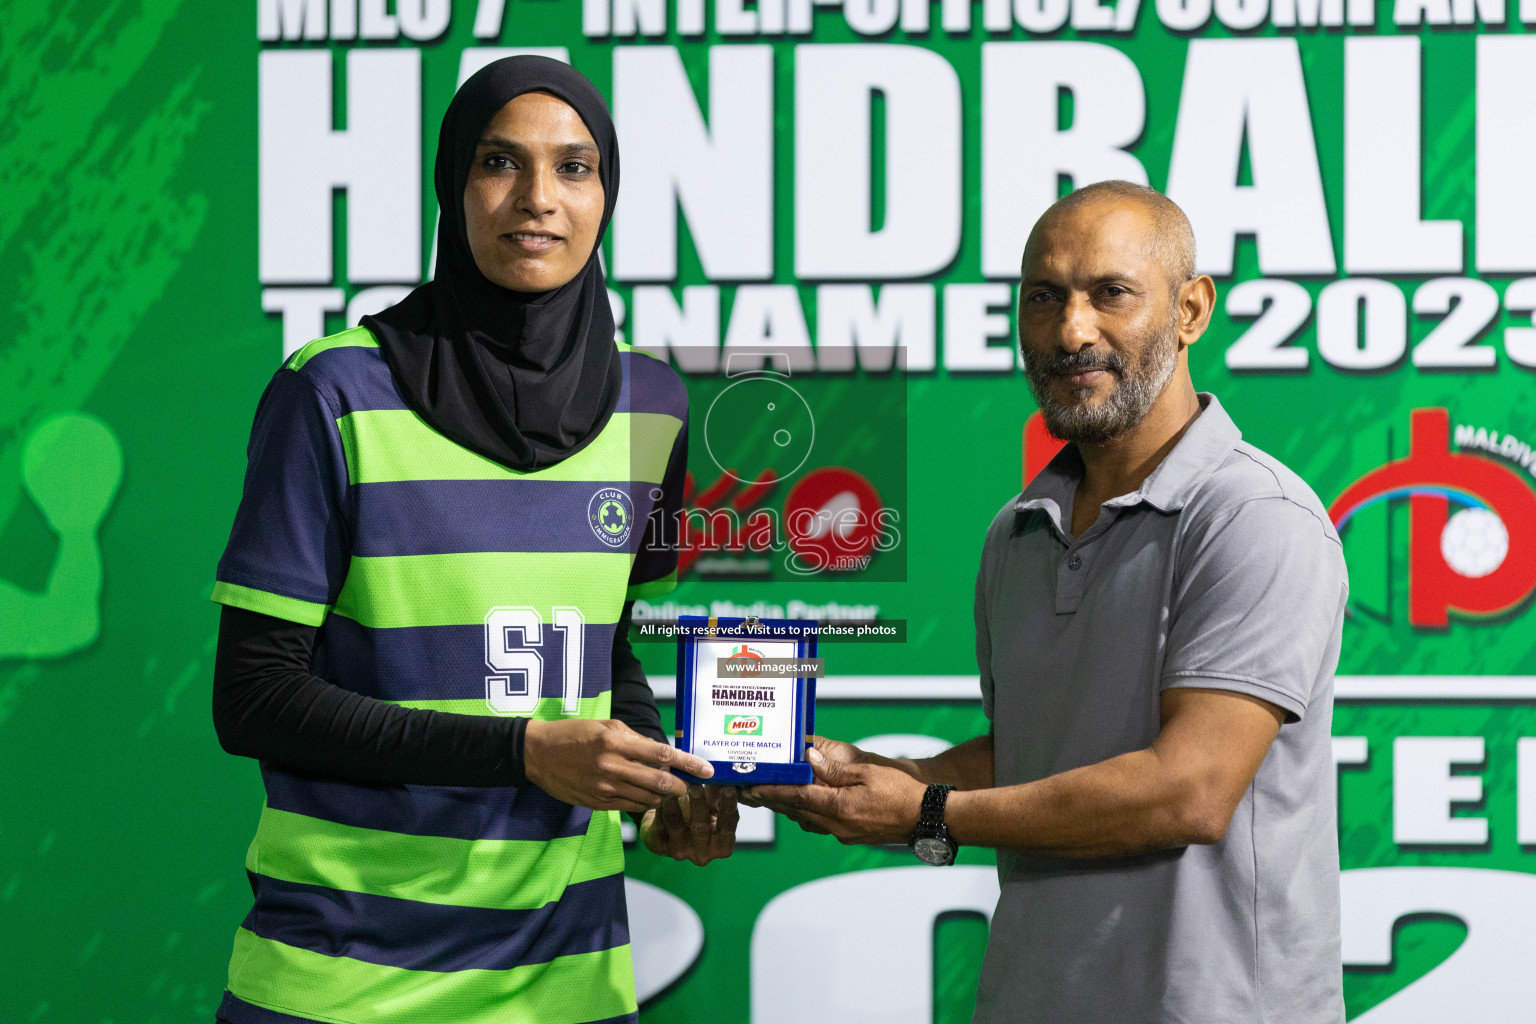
[913,836,955,866]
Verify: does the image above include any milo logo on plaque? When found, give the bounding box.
[725,715,764,736]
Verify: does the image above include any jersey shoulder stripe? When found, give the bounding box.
[614,345,688,421]
[284,326,378,372]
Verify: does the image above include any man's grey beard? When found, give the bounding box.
[1022,316,1179,445]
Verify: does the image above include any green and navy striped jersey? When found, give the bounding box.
[211,327,687,1024]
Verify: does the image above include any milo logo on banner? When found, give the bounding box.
[725,715,764,736]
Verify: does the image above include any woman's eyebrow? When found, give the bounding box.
[475,136,598,156]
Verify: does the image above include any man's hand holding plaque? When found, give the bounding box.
[641,785,741,866]
[744,738,928,846]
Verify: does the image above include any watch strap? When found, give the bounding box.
[919,783,955,832]
[910,783,958,866]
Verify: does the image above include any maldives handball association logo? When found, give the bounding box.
[588,488,634,548]
[1328,408,1536,628]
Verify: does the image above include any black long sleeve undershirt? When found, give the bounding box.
[212,601,667,787]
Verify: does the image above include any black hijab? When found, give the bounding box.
[363,56,621,472]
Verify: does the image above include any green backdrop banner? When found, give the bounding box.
[3,0,1535,1020]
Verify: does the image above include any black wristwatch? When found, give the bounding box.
[909,784,957,866]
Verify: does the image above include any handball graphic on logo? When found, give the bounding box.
[587,487,634,548]
[1328,408,1536,628]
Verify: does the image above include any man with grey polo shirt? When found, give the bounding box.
[750,181,1347,1023]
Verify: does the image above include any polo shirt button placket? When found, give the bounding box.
[1056,548,1087,614]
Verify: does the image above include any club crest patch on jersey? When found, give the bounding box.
[588,487,634,548]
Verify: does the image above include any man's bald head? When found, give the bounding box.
[1024,181,1197,292]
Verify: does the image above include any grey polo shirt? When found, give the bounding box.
[972,394,1347,1024]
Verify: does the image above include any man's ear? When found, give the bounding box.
[1177,276,1217,346]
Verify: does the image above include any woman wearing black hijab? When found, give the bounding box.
[210,57,733,1024]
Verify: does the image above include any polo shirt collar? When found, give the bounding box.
[1014,439,1080,537]
[1135,393,1242,511]
[1013,393,1241,532]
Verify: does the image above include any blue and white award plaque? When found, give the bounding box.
[673,615,820,786]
